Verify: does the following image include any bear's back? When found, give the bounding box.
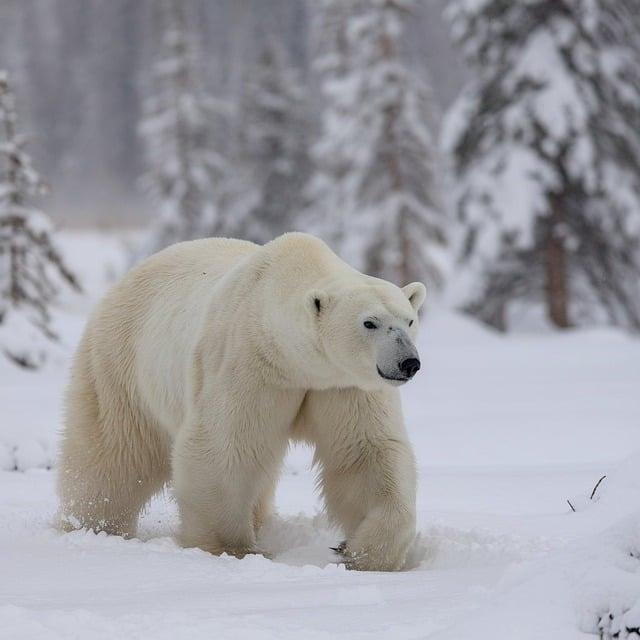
[143,237,259,280]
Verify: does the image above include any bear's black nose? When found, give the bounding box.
[399,357,420,379]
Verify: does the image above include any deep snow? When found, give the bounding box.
[1,232,639,639]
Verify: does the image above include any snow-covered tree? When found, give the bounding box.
[0,71,80,369]
[303,0,355,250]
[139,0,225,254]
[445,0,640,331]
[306,0,447,286]
[227,41,311,244]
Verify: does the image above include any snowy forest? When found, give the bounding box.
[2,0,638,365]
[2,2,640,639]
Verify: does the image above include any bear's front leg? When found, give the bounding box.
[301,387,417,571]
[172,430,259,556]
[172,386,302,558]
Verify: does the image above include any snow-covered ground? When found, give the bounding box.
[1,231,639,639]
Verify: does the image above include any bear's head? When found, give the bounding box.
[305,279,426,390]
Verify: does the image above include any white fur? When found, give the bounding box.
[57,232,425,571]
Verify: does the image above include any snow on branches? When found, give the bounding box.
[306,0,447,287]
[0,71,80,369]
[139,0,226,255]
[227,41,311,244]
[445,0,640,331]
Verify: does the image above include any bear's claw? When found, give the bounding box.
[330,540,348,555]
[331,540,367,569]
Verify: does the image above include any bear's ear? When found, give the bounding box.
[306,289,330,317]
[402,282,426,311]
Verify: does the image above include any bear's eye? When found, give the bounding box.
[363,320,377,330]
[409,320,414,327]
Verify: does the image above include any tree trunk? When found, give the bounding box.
[379,10,408,285]
[546,195,570,328]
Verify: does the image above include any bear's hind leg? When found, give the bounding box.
[57,370,170,538]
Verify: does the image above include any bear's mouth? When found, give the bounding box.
[376,366,409,385]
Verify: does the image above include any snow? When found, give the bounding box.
[1,231,640,638]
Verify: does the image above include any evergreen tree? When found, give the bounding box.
[228,41,311,244]
[307,0,447,286]
[303,0,355,251]
[139,0,225,254]
[0,71,80,369]
[445,0,640,331]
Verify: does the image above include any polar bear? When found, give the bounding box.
[57,232,425,571]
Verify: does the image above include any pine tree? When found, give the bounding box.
[303,0,355,251]
[228,40,311,244]
[139,0,225,254]
[445,0,640,331]
[306,0,447,286]
[0,71,80,369]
